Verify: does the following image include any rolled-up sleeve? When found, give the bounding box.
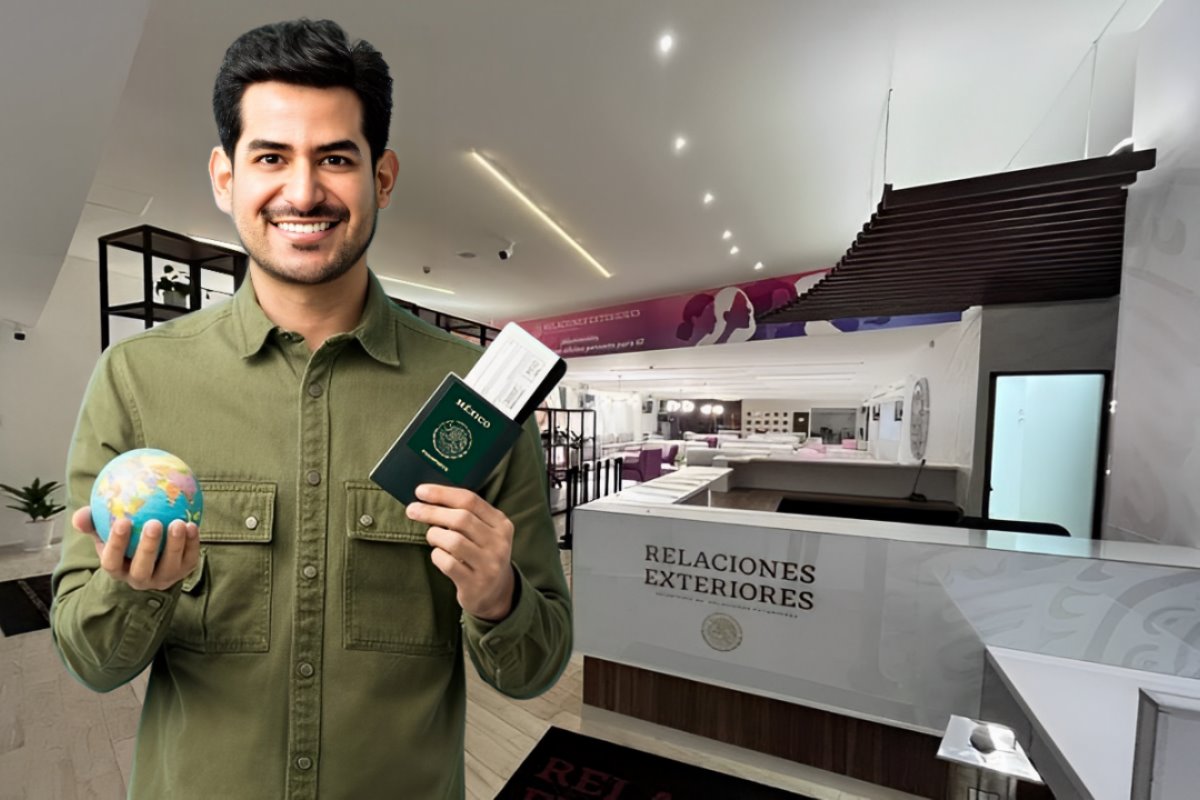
[51,346,179,693]
[464,417,572,698]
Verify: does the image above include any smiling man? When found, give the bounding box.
[52,19,572,799]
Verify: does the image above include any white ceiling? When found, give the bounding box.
[564,317,961,400]
[3,0,1154,336]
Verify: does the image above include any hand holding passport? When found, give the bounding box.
[370,323,566,505]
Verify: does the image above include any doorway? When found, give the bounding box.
[983,371,1110,538]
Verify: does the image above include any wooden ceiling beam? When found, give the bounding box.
[881,149,1155,210]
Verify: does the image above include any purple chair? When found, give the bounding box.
[621,449,663,483]
[661,444,679,469]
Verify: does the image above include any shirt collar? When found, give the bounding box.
[234,269,401,367]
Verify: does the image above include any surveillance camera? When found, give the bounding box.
[498,243,515,261]
[13,330,26,342]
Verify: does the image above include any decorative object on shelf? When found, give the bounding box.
[155,265,191,308]
[98,225,249,351]
[0,477,67,552]
[910,377,931,460]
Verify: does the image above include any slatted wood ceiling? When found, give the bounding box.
[759,149,1156,323]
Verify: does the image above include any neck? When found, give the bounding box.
[250,264,370,352]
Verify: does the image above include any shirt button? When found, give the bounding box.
[244,516,259,530]
[359,514,374,528]
[296,756,313,771]
[147,599,162,610]
[298,662,315,678]
[307,383,323,398]
[307,470,321,486]
[302,565,318,580]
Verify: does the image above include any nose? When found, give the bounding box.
[280,161,325,212]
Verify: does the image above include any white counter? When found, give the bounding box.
[574,495,1200,738]
[985,647,1200,800]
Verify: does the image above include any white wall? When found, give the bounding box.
[966,298,1120,517]
[1107,0,1200,547]
[0,258,143,545]
[906,308,982,468]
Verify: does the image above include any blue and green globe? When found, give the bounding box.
[90,448,203,559]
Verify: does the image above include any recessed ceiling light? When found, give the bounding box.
[730,246,740,255]
[673,136,688,153]
[754,261,764,271]
[658,33,675,55]
[702,192,714,205]
[722,230,732,240]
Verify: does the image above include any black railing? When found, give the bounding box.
[559,456,622,549]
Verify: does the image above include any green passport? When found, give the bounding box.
[369,373,524,505]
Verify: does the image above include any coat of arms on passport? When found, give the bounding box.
[433,419,473,460]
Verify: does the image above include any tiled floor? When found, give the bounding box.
[0,513,921,800]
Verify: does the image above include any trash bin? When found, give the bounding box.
[937,715,1043,800]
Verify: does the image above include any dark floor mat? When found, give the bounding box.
[0,573,53,636]
[496,725,816,799]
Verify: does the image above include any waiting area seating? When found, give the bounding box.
[620,448,663,483]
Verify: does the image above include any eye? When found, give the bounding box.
[322,155,353,167]
[255,154,283,166]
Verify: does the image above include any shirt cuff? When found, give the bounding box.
[463,563,532,658]
[92,567,184,618]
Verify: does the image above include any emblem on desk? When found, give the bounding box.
[701,613,742,652]
[432,420,473,460]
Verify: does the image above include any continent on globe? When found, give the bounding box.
[90,448,204,559]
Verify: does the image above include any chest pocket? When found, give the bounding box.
[165,480,275,653]
[343,481,459,656]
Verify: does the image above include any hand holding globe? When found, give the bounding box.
[76,448,204,592]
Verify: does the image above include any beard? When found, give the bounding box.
[239,204,378,287]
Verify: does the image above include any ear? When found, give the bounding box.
[209,146,234,215]
[374,149,399,210]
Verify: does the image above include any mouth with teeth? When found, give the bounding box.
[269,218,342,243]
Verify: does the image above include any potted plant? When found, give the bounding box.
[155,265,191,308]
[1,477,67,552]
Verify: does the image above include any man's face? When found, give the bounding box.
[210,81,396,286]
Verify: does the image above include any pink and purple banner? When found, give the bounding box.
[518,269,962,357]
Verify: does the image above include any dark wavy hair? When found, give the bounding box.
[676,293,715,340]
[213,19,392,165]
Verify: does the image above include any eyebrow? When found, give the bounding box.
[245,139,362,156]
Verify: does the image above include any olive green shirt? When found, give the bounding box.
[52,271,572,799]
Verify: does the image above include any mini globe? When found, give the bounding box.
[90,448,203,559]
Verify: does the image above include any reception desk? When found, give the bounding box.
[574,471,1200,798]
[715,453,963,504]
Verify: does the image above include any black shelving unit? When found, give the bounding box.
[541,408,598,486]
[99,225,248,350]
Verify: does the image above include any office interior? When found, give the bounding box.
[3,2,1200,799]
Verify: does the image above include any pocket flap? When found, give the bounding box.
[196,480,276,543]
[346,481,428,544]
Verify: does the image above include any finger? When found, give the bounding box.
[407,503,487,543]
[127,521,163,587]
[180,522,202,574]
[100,519,133,576]
[73,506,95,534]
[154,520,188,583]
[415,485,508,529]
[425,527,481,571]
[429,545,469,584]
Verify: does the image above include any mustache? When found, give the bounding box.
[263,205,349,222]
